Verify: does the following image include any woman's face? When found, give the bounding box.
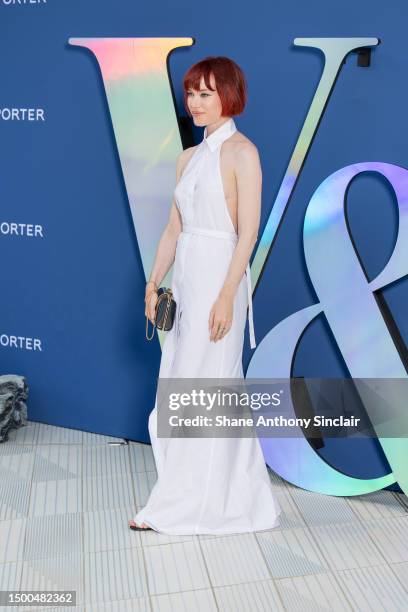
[186,73,224,127]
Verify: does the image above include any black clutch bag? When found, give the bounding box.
[145,287,177,340]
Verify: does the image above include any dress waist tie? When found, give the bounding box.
[180,224,257,349]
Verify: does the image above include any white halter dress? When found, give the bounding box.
[134,117,281,534]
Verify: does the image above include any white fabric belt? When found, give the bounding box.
[181,224,257,349]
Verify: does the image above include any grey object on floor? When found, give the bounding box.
[0,374,28,442]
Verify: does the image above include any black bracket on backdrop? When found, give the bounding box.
[343,47,371,67]
[343,39,382,68]
[356,47,372,67]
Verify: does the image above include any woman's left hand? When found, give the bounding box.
[209,292,234,342]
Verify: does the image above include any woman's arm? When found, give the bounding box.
[145,152,185,320]
[146,200,182,289]
[220,142,261,297]
[208,142,261,341]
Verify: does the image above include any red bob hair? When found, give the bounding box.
[183,56,247,117]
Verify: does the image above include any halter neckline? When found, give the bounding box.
[203,117,236,152]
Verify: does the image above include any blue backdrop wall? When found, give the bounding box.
[1,0,407,491]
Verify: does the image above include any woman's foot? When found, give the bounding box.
[128,519,152,531]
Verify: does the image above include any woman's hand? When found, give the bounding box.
[209,291,234,342]
[145,290,158,323]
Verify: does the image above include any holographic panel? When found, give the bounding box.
[251,38,380,289]
[248,162,408,496]
[68,37,193,348]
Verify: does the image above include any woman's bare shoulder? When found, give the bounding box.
[226,131,261,169]
[177,144,199,172]
[174,145,199,183]
[227,130,259,156]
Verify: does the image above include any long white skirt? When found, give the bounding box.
[134,231,282,535]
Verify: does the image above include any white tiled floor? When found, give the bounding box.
[0,420,407,611]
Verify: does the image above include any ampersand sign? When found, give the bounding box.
[247,162,408,496]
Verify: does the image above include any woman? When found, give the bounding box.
[129,56,281,534]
